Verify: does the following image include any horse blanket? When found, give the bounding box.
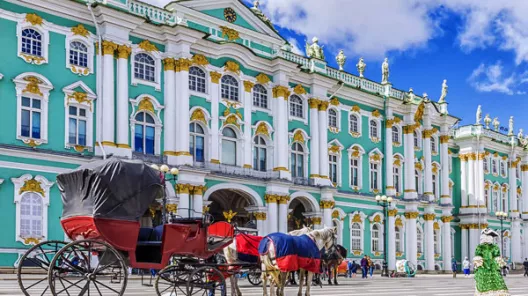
[235,233,263,263]
[258,233,321,273]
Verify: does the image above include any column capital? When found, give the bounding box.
[243,80,255,92]
[318,101,329,111]
[403,124,417,134]
[116,44,131,59]
[468,153,477,161]
[278,195,291,204]
[440,135,450,144]
[320,200,335,209]
[176,183,194,194]
[386,118,395,128]
[422,128,437,139]
[404,212,419,219]
[308,98,320,109]
[166,203,178,214]
[311,217,322,225]
[423,213,436,221]
[459,154,468,162]
[163,57,176,71]
[272,85,291,99]
[176,58,192,72]
[101,40,118,55]
[388,209,398,216]
[521,164,528,171]
[210,72,222,84]
[254,212,267,220]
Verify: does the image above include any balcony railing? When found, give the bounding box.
[202,162,280,180]
[292,177,315,186]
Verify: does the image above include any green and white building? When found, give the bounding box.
[0,0,527,272]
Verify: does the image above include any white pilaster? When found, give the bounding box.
[424,211,435,271]
[192,186,205,218]
[403,124,417,200]
[440,131,451,204]
[318,101,330,184]
[511,219,521,262]
[405,206,418,266]
[210,72,221,164]
[243,81,253,168]
[309,99,320,179]
[467,154,476,206]
[523,161,528,217]
[321,189,335,228]
[116,45,131,154]
[387,209,397,270]
[272,86,291,180]
[101,42,117,147]
[163,58,176,159]
[509,158,518,213]
[442,214,453,271]
[460,155,468,207]
[423,112,433,201]
[523,223,528,260]
[266,197,278,233]
[278,196,289,233]
[385,115,395,196]
[461,227,468,262]
[174,58,192,165]
[255,211,268,236]
[476,151,485,207]
[469,228,479,262]
[177,191,190,218]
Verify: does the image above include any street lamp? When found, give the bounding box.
[151,164,179,224]
[376,194,393,277]
[495,211,508,276]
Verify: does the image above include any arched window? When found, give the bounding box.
[20,192,43,238]
[502,189,508,212]
[253,84,268,109]
[370,120,378,138]
[395,227,402,252]
[328,109,338,128]
[189,66,206,93]
[492,159,498,175]
[69,41,88,68]
[253,135,267,171]
[431,137,437,153]
[21,97,42,139]
[392,126,399,143]
[189,122,205,163]
[417,227,423,253]
[134,112,155,155]
[414,131,420,148]
[434,230,439,254]
[484,185,490,208]
[289,95,303,118]
[372,224,380,252]
[492,188,499,213]
[351,223,362,250]
[68,105,87,146]
[370,162,379,191]
[349,114,359,133]
[500,161,506,177]
[291,142,305,178]
[222,127,237,166]
[221,75,239,101]
[134,53,156,82]
[21,29,42,57]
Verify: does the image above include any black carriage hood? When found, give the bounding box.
[56,158,164,221]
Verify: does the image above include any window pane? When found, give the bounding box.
[22,97,31,107]
[222,140,236,165]
[31,112,41,139]
[21,110,30,137]
[196,136,204,162]
[69,106,77,115]
[259,147,266,171]
[134,124,144,153]
[145,126,155,155]
[68,118,77,144]
[32,99,41,109]
[78,120,86,146]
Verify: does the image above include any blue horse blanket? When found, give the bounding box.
[258,233,321,273]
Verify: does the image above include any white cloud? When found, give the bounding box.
[467,61,517,95]
[286,38,303,55]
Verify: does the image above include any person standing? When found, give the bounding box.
[463,257,471,277]
[351,261,358,278]
[451,257,458,278]
[360,255,368,279]
[367,256,374,278]
[523,258,528,277]
[473,229,510,296]
[347,260,353,278]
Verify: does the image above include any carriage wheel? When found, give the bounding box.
[186,266,225,296]
[17,240,68,296]
[247,268,262,286]
[47,239,128,296]
[155,264,194,296]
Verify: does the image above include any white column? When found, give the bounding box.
[423,113,433,201]
[469,228,479,262]
[424,212,435,271]
[308,99,320,179]
[523,223,528,260]
[278,196,289,233]
[468,154,476,206]
[442,215,453,271]
[461,227,468,262]
[255,212,268,236]
[523,162,528,215]
[509,158,518,213]
[192,185,204,218]
[321,201,333,228]
[440,133,451,204]
[162,58,176,156]
[511,219,521,262]
[272,86,291,179]
[95,51,102,145]
[385,118,395,196]
[174,58,192,165]
[101,41,117,146]
[266,194,278,233]
[403,125,416,200]
[388,209,396,271]
[476,151,485,207]
[116,45,131,149]
[460,155,468,207]
[318,101,330,182]
[177,184,190,218]
[243,81,254,169]
[405,211,418,265]
[209,72,221,164]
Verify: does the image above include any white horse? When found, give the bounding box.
[223,226,312,296]
[260,227,337,296]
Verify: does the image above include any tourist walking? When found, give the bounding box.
[462,257,470,277]
[360,255,368,279]
[523,258,528,277]
[367,256,374,278]
[473,228,510,295]
[451,257,457,278]
[350,260,358,277]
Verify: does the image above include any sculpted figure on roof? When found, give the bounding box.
[306,37,325,60]
[439,79,448,103]
[381,58,389,84]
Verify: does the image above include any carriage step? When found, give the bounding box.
[137,241,162,246]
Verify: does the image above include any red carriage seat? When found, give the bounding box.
[207,222,234,251]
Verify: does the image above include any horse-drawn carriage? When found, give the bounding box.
[17,159,235,296]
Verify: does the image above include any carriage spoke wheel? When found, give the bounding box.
[17,240,68,296]
[186,266,225,296]
[47,239,128,296]
[155,264,194,296]
[247,268,262,286]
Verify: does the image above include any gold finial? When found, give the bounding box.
[223,210,237,222]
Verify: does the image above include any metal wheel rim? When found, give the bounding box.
[247,269,262,286]
[47,239,128,296]
[155,264,193,296]
[17,240,68,296]
[186,266,225,296]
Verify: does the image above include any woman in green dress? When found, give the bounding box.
[473,228,510,296]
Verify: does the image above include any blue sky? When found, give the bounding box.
[147,0,528,132]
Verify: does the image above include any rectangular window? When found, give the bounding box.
[20,97,41,139]
[395,229,401,252]
[68,106,87,146]
[370,163,379,190]
[393,167,400,194]
[329,154,338,184]
[351,159,359,187]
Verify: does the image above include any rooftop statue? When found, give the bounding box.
[356,57,366,78]
[251,1,274,29]
[484,114,491,129]
[305,37,325,60]
[476,105,482,125]
[336,50,347,71]
[381,58,389,84]
[508,116,514,136]
[404,87,414,104]
[518,128,524,140]
[493,117,500,132]
[439,79,448,103]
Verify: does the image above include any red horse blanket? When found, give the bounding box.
[235,233,263,263]
[258,233,321,273]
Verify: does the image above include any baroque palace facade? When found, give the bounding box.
[0,0,527,272]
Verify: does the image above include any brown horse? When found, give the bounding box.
[322,244,347,285]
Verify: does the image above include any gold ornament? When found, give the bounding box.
[351,105,361,113]
[404,212,419,219]
[372,110,381,118]
[114,44,130,59]
[351,213,362,223]
[219,26,240,41]
[308,98,320,109]
[224,114,240,128]
[192,54,209,66]
[138,40,158,52]
[243,80,254,92]
[163,58,175,71]
[373,215,382,223]
[68,92,92,111]
[330,97,339,106]
[19,179,45,197]
[318,101,329,111]
[256,73,271,84]
[138,98,155,113]
[312,217,322,225]
[414,101,425,123]
[370,153,381,162]
[272,85,290,99]
[332,210,340,219]
[166,204,177,214]
[25,13,43,26]
[423,213,436,221]
[22,76,43,96]
[101,40,118,55]
[71,24,89,37]
[190,109,207,125]
[23,237,41,245]
[176,58,192,72]
[264,194,278,204]
[441,216,453,223]
[254,212,267,220]
[293,84,307,95]
[278,195,290,204]
[255,122,270,137]
[293,130,305,143]
[395,217,403,227]
[320,200,335,209]
[388,209,398,217]
[210,72,222,84]
[329,145,340,154]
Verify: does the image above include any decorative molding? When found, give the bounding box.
[293,84,307,95]
[224,61,240,75]
[272,85,290,99]
[138,40,158,52]
[192,54,209,66]
[219,26,240,41]
[210,71,222,84]
[255,73,271,84]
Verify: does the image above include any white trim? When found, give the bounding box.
[368,148,384,193]
[368,117,381,143]
[288,191,321,213]
[203,182,264,207]
[391,124,402,146]
[348,111,362,137]
[288,93,308,124]
[189,65,210,96]
[349,211,367,254]
[328,139,344,186]
[13,72,53,145]
[0,160,71,174]
[129,94,164,155]
[11,174,54,245]
[327,106,341,132]
[16,14,50,65]
[219,124,243,166]
[63,81,96,151]
[0,147,90,165]
[370,222,384,254]
[348,144,365,190]
[289,130,310,178]
[64,33,95,76]
[130,45,162,91]
[417,223,424,254]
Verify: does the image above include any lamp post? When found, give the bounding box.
[495,211,508,276]
[151,164,179,224]
[376,194,393,277]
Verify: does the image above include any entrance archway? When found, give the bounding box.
[287,192,320,232]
